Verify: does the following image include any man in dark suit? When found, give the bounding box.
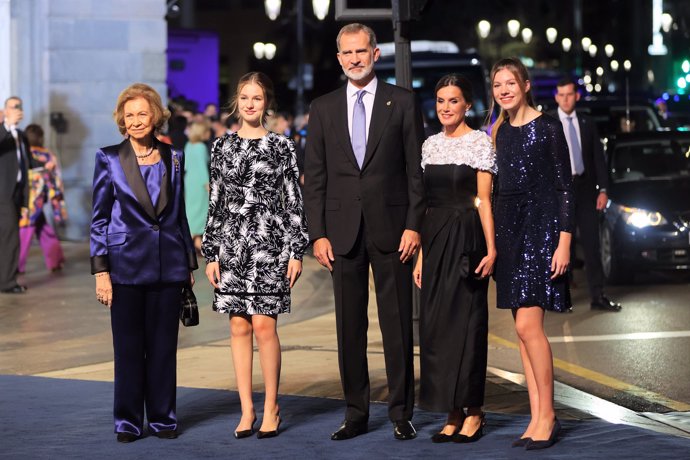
[0,96,30,293]
[304,23,425,440]
[554,78,621,311]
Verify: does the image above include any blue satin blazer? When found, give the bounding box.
[90,139,198,284]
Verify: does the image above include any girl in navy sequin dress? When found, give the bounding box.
[490,58,574,450]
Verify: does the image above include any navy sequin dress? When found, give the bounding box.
[494,114,574,311]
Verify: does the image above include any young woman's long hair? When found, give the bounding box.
[486,58,536,145]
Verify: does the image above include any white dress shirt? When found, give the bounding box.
[4,122,23,182]
[346,77,377,141]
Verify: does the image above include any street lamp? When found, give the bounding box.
[604,44,614,58]
[623,60,632,71]
[263,0,330,117]
[253,42,277,60]
[611,60,619,71]
[581,36,592,50]
[546,27,558,44]
[507,19,520,38]
[521,28,533,44]
[265,0,281,20]
[661,13,673,33]
[477,20,491,39]
[588,44,598,58]
[561,37,572,52]
[596,66,604,76]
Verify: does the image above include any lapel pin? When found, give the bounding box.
[386,101,391,106]
[173,153,180,173]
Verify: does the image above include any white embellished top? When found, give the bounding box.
[421,129,497,174]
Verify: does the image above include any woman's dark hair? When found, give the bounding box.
[24,124,45,147]
[229,72,276,127]
[435,74,474,105]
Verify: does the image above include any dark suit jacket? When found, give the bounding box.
[304,80,426,255]
[90,138,197,284]
[551,110,609,197]
[0,124,31,207]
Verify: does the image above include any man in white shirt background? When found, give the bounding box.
[553,79,621,312]
[0,96,31,293]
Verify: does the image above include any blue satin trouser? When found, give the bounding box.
[111,283,181,436]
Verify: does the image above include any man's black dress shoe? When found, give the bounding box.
[331,420,368,441]
[153,429,178,439]
[525,418,561,450]
[116,432,139,443]
[1,284,27,294]
[393,420,416,440]
[591,295,622,312]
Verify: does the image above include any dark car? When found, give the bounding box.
[599,131,690,283]
[538,97,668,139]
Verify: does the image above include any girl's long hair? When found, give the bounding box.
[486,57,535,145]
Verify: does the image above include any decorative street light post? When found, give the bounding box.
[264,0,330,116]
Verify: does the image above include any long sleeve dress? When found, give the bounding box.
[201,132,309,315]
[494,114,574,311]
[418,130,496,411]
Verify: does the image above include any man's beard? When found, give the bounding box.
[343,62,374,82]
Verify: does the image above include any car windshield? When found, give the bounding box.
[611,140,690,182]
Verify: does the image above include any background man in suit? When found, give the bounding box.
[304,23,425,441]
[0,96,30,293]
[554,78,621,311]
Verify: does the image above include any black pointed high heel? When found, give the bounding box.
[234,415,257,439]
[431,425,460,443]
[452,413,486,443]
[511,437,531,447]
[525,418,561,450]
[257,414,281,439]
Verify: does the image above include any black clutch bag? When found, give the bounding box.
[180,284,199,327]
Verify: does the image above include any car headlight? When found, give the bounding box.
[620,206,668,228]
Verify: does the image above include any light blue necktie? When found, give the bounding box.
[567,116,585,175]
[352,90,367,168]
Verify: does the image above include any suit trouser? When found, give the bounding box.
[111,283,181,436]
[0,193,21,290]
[573,176,605,300]
[332,223,415,423]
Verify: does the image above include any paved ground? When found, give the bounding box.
[1,242,687,439]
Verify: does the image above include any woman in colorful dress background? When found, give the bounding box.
[18,124,66,273]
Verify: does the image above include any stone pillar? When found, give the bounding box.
[8,0,167,240]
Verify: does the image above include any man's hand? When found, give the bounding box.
[313,238,334,272]
[398,230,420,263]
[596,191,608,211]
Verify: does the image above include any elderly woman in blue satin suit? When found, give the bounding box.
[90,83,197,443]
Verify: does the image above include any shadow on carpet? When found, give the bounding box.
[1,375,688,459]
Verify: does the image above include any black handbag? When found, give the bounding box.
[180,284,199,327]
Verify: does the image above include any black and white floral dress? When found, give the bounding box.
[201,131,309,315]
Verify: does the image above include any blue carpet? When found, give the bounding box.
[1,375,688,459]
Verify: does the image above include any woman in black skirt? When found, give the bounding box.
[413,74,496,443]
